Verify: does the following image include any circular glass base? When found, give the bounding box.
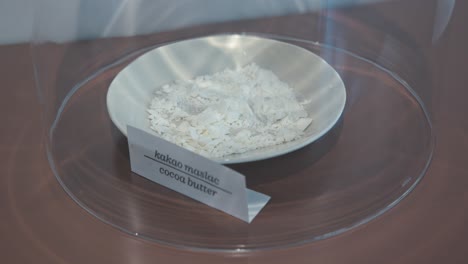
[47,37,433,251]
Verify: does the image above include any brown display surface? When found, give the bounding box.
[2,1,468,263]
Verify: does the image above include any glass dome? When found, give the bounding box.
[32,0,446,252]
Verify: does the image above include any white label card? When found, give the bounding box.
[127,126,270,223]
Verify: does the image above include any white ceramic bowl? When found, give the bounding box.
[107,34,346,163]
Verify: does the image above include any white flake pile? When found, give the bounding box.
[147,63,312,158]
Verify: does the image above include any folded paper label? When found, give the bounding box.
[127,126,270,223]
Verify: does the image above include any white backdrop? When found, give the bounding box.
[1,0,388,44]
